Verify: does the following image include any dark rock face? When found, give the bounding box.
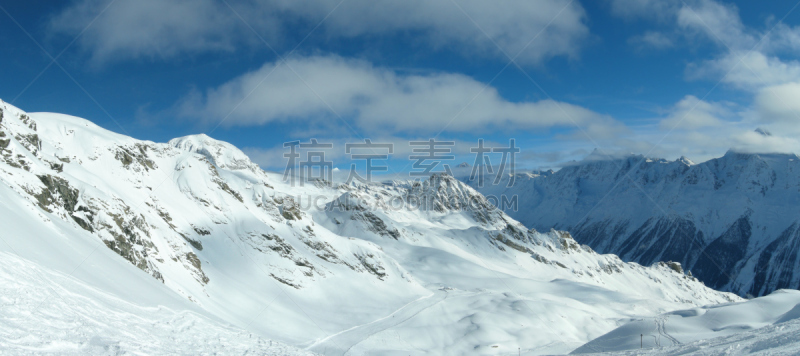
[34,174,92,231]
[750,224,800,296]
[115,144,156,171]
[30,174,168,282]
[575,217,705,270]
[693,216,751,290]
[569,213,783,297]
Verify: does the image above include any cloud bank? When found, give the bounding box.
[176,55,619,135]
[51,0,589,65]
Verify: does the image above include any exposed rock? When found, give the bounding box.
[115,144,156,171]
[192,226,211,236]
[666,261,684,274]
[15,133,41,156]
[270,274,301,289]
[182,234,204,251]
[351,211,401,240]
[355,253,387,280]
[184,252,209,284]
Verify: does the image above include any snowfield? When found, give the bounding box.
[0,251,312,355]
[574,290,800,355]
[0,99,795,355]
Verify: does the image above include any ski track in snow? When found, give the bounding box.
[573,290,800,355]
[308,289,448,355]
[581,318,800,355]
[655,316,680,347]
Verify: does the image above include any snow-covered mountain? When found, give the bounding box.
[474,149,800,298]
[0,100,741,354]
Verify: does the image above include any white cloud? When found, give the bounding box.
[181,54,793,166]
[50,0,246,62]
[687,51,800,90]
[610,0,747,46]
[611,0,751,54]
[51,0,589,65]
[659,95,727,130]
[637,92,800,159]
[756,82,800,125]
[730,130,800,154]
[611,0,800,91]
[676,0,752,49]
[628,31,674,50]
[230,83,800,168]
[176,55,617,134]
[761,23,800,54]
[611,0,758,49]
[602,124,755,163]
[608,0,680,21]
[661,0,800,92]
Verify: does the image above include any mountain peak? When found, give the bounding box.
[170,134,258,171]
[754,127,772,137]
[677,156,694,166]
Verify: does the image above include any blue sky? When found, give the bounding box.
[2,0,800,174]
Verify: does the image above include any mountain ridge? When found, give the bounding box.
[475,148,800,297]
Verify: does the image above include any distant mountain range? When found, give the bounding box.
[473,148,800,297]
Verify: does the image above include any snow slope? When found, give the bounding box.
[0,250,312,355]
[604,319,800,355]
[473,149,800,297]
[0,100,742,354]
[573,290,800,355]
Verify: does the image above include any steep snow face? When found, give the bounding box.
[0,100,740,354]
[573,289,800,354]
[474,150,800,297]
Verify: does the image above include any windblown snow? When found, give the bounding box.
[1,99,793,355]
